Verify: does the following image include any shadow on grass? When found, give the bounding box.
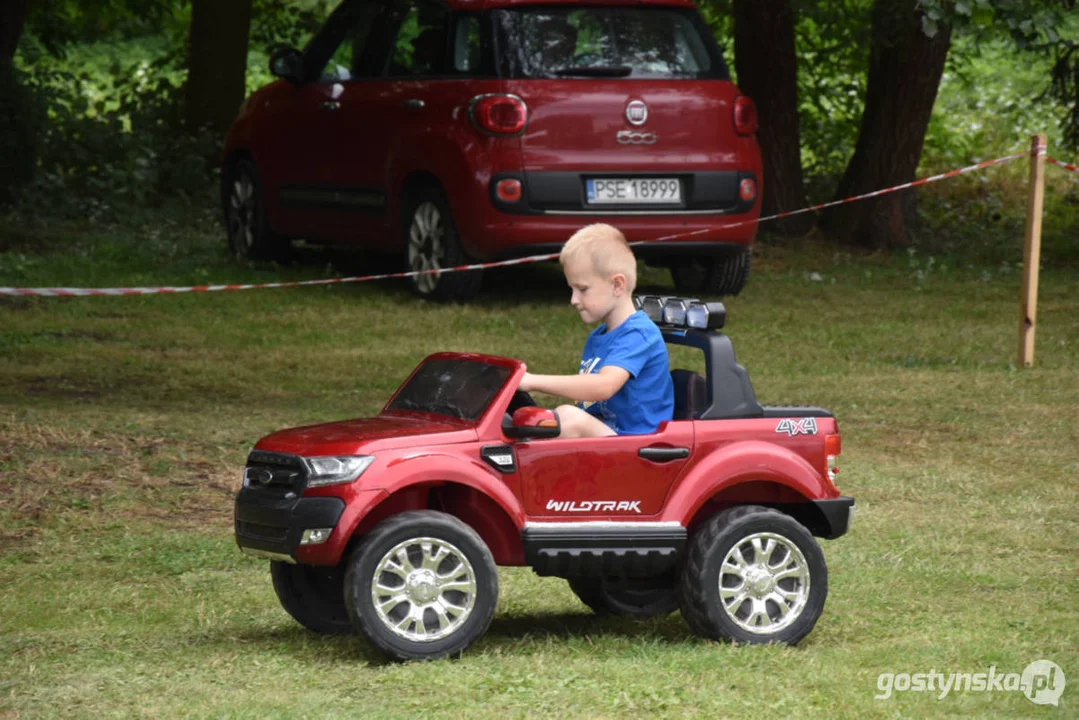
[204,611,696,666]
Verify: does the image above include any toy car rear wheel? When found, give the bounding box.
[669,249,751,297]
[223,157,288,261]
[403,187,482,301]
[679,506,827,645]
[568,573,680,617]
[270,561,353,635]
[344,510,498,661]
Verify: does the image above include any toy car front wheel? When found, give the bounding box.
[270,561,353,634]
[568,573,680,617]
[344,510,498,661]
[679,506,827,645]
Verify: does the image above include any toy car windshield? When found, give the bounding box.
[385,357,511,420]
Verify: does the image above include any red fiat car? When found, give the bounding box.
[222,0,762,300]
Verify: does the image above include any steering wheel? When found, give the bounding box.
[507,390,537,414]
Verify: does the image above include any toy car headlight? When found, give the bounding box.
[639,295,667,323]
[686,301,727,330]
[303,455,374,487]
[662,298,698,326]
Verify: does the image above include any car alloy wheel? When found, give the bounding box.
[227,171,258,256]
[345,510,498,661]
[370,536,478,642]
[407,201,446,295]
[717,531,810,634]
[679,505,827,646]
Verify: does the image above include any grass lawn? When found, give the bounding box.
[0,215,1076,718]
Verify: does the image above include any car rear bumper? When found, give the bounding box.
[810,497,855,540]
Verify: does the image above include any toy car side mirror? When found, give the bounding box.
[270,46,305,83]
[503,407,560,439]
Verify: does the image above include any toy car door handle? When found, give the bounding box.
[401,98,425,109]
[320,100,341,111]
[638,446,689,461]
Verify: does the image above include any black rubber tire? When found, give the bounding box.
[344,510,498,661]
[679,506,828,646]
[669,249,751,297]
[568,573,680,617]
[270,561,353,635]
[222,157,289,261]
[401,186,482,301]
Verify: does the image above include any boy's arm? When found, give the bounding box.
[520,367,630,403]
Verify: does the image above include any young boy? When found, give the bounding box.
[519,223,674,438]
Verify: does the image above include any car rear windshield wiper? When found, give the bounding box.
[554,66,633,78]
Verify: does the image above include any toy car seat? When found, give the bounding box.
[671,369,707,420]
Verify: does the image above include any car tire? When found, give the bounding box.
[679,505,827,646]
[344,510,498,661]
[270,561,353,635]
[402,187,482,301]
[568,573,680,617]
[223,157,288,261]
[669,249,751,297]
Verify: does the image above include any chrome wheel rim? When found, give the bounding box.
[371,536,477,643]
[718,532,810,634]
[407,201,445,294]
[227,173,257,255]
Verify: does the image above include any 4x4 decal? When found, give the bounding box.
[776,417,818,436]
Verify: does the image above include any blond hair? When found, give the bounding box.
[559,223,637,292]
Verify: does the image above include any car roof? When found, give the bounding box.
[447,0,698,10]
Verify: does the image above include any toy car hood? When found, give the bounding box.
[254,413,476,456]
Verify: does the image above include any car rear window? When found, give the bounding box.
[494,6,728,80]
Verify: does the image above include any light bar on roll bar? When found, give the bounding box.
[635,295,726,330]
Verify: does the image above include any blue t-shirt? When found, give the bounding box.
[578,310,674,435]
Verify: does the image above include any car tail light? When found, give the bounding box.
[470,94,527,135]
[496,178,522,202]
[825,434,841,485]
[739,178,756,202]
[733,96,758,136]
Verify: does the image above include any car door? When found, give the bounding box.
[323,0,455,250]
[515,422,694,518]
[268,0,387,242]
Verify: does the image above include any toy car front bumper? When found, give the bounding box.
[234,486,345,563]
[811,497,855,539]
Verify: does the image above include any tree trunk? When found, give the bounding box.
[820,0,951,249]
[732,0,813,237]
[1,0,31,63]
[185,0,252,137]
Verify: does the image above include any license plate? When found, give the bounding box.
[586,178,681,204]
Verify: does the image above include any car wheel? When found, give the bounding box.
[679,506,827,646]
[223,157,288,261]
[568,573,680,617]
[344,510,498,661]
[403,187,482,301]
[270,561,353,635]
[669,249,751,297]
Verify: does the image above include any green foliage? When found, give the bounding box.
[795,0,873,185]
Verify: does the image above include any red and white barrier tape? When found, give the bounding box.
[0,150,1031,298]
[1047,156,1079,173]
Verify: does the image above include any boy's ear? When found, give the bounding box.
[610,272,628,294]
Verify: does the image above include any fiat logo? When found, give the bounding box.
[626,100,648,126]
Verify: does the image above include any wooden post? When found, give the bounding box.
[1018,134,1046,368]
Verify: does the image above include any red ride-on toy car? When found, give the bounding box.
[234,299,854,661]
